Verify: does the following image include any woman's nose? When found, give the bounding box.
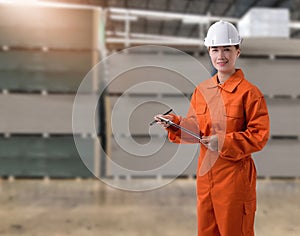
[217,50,225,58]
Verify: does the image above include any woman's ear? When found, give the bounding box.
[237,48,241,58]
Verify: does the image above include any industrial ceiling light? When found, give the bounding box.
[182,16,209,24]
[110,14,138,22]
[109,7,186,21]
[109,7,239,24]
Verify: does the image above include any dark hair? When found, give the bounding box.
[208,45,240,50]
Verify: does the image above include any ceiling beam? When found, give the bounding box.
[203,0,214,14]
[184,0,194,12]
[221,0,238,16]
[172,0,194,36]
[237,0,261,18]
[143,0,150,33]
[159,0,171,34]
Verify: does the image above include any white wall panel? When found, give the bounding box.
[242,38,300,56]
[106,53,212,94]
[237,58,300,97]
[109,96,300,137]
[254,140,300,177]
[267,99,300,136]
[0,94,97,134]
[107,137,199,176]
[109,95,192,135]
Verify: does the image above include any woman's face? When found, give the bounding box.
[209,46,240,74]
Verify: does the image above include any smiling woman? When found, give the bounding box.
[154,20,270,236]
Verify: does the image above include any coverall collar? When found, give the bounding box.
[209,69,244,93]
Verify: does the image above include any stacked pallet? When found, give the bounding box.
[0,4,102,178]
[105,40,300,179]
[104,47,211,178]
[237,39,300,178]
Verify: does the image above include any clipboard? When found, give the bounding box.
[155,116,202,141]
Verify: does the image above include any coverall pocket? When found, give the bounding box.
[225,105,243,118]
[238,159,256,189]
[242,200,256,236]
[196,104,207,133]
[196,103,207,115]
[225,105,245,131]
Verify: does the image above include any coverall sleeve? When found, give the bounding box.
[167,88,201,144]
[219,93,270,161]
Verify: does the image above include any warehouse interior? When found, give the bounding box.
[0,0,300,235]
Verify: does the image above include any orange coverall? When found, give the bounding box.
[167,69,270,236]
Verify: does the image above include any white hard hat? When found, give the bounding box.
[204,20,242,47]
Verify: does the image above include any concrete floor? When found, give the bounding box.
[0,178,299,236]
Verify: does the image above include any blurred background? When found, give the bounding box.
[0,0,299,235]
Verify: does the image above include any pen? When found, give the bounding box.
[149,108,173,126]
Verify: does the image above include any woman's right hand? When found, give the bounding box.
[154,114,174,128]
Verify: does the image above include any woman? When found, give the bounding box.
[155,20,270,236]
